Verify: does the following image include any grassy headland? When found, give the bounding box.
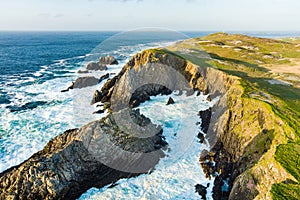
[164,33,300,199]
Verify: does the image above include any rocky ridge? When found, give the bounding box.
[0,109,166,199]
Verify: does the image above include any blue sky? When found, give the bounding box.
[0,0,299,31]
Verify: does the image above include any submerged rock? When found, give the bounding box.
[77,69,89,74]
[7,101,48,112]
[0,109,166,200]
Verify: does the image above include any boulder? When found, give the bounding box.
[73,76,100,89]
[86,62,107,71]
[99,55,118,65]
[166,97,175,105]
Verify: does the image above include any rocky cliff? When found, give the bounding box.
[1,34,299,199]
[91,48,295,199]
[0,109,166,199]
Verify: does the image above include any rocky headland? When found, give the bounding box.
[1,33,300,200]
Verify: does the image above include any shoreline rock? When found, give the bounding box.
[99,73,110,83]
[86,62,107,71]
[166,97,175,105]
[99,55,119,65]
[195,183,210,200]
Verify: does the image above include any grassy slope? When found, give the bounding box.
[165,33,300,199]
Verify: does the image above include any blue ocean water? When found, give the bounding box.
[0,30,299,199]
[0,30,206,172]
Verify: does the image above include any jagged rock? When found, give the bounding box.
[99,55,118,65]
[195,183,209,200]
[87,62,107,71]
[166,97,175,105]
[197,132,205,144]
[198,108,212,133]
[91,90,101,105]
[73,76,100,89]
[0,109,166,200]
[99,73,110,83]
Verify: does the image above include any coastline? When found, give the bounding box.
[0,32,300,199]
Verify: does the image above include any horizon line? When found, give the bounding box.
[1,30,300,33]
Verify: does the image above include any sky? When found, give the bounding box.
[0,0,299,31]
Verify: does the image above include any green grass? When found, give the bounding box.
[271,143,300,200]
[271,183,300,200]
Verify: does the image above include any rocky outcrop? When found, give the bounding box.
[91,90,101,105]
[73,76,99,89]
[85,55,118,71]
[86,62,107,71]
[166,97,175,105]
[99,55,119,65]
[198,108,212,133]
[61,76,101,92]
[99,73,110,83]
[0,109,166,200]
[90,50,209,110]
[196,183,210,200]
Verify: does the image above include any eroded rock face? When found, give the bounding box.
[198,108,212,133]
[0,109,166,200]
[90,50,208,109]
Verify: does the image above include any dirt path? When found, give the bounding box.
[265,59,300,76]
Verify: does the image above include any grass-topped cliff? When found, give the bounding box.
[1,33,299,200]
[163,33,300,199]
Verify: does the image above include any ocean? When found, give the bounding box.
[0,30,299,199]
